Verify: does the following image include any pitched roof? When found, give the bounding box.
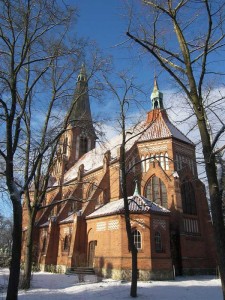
[62,110,193,183]
[86,194,170,219]
[59,213,75,224]
[38,221,49,228]
[139,113,193,144]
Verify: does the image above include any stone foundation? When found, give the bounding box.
[39,264,67,273]
[95,267,174,281]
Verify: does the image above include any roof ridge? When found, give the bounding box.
[163,116,194,145]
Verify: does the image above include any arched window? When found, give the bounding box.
[160,153,164,169]
[42,237,47,253]
[165,153,169,170]
[132,229,142,250]
[181,179,197,215]
[145,176,168,208]
[63,235,70,251]
[141,155,145,172]
[63,137,68,154]
[80,135,88,156]
[146,155,150,171]
[154,231,163,253]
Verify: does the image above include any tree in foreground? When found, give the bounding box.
[104,72,149,297]
[0,0,86,298]
[21,59,106,289]
[127,0,225,298]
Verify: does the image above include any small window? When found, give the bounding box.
[165,153,169,170]
[141,155,145,172]
[132,229,142,250]
[154,231,163,253]
[63,137,68,154]
[146,155,150,171]
[80,136,88,156]
[63,235,70,251]
[42,237,47,253]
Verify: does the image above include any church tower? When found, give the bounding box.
[52,65,97,180]
[65,64,97,170]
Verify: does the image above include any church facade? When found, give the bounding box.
[22,66,216,280]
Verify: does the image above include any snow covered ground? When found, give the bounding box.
[0,268,223,300]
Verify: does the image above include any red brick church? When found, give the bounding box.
[22,66,216,280]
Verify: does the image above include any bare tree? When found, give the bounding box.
[126,1,225,298]
[21,56,107,289]
[103,72,147,297]
[0,0,88,298]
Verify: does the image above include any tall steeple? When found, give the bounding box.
[66,65,96,167]
[69,64,94,130]
[151,77,164,110]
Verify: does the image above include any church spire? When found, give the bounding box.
[69,64,95,131]
[151,77,164,110]
[66,64,96,165]
[77,63,87,82]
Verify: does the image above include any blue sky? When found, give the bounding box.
[72,0,156,128]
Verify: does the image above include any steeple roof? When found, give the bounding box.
[69,65,96,137]
[151,77,164,109]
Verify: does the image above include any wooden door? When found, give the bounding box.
[88,240,96,267]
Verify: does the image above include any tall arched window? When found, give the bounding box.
[63,235,70,251]
[145,176,168,208]
[63,137,68,154]
[141,156,145,172]
[132,229,142,250]
[42,237,47,253]
[154,231,163,253]
[181,179,197,215]
[165,153,169,170]
[146,155,150,171]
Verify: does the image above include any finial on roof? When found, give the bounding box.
[77,63,87,82]
[133,180,139,196]
[153,76,159,92]
[150,76,164,110]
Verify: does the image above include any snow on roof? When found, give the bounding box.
[39,221,49,228]
[63,121,146,183]
[86,194,170,219]
[63,111,193,183]
[59,213,75,224]
[138,114,193,144]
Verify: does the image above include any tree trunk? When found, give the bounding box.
[211,188,225,299]
[6,199,22,300]
[121,141,138,297]
[131,246,138,297]
[21,211,36,289]
[205,162,225,299]
[198,117,225,299]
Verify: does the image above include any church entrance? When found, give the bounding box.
[88,240,97,267]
